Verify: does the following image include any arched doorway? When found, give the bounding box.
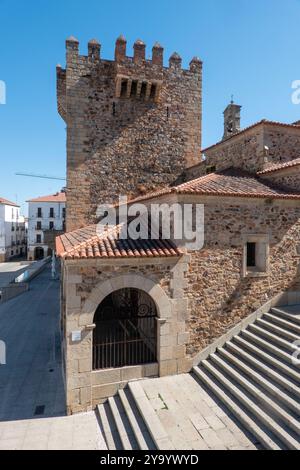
[34,247,44,260]
[93,288,157,370]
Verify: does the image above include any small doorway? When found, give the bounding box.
[34,247,44,260]
[93,288,157,370]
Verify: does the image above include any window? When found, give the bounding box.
[243,235,269,277]
[36,221,41,230]
[49,221,54,230]
[206,165,216,175]
[37,208,42,218]
[140,82,147,99]
[49,208,54,218]
[36,234,41,243]
[130,80,138,97]
[246,242,256,268]
[120,79,127,98]
[62,208,66,219]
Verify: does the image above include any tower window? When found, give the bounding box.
[150,84,157,100]
[120,79,127,98]
[130,80,137,97]
[140,82,147,99]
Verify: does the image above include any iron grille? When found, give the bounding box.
[93,289,157,370]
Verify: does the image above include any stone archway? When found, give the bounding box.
[82,273,172,326]
[92,287,157,370]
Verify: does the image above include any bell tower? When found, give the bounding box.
[223,99,241,140]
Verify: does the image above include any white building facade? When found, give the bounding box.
[0,197,27,262]
[27,192,66,260]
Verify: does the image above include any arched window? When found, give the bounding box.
[93,288,157,370]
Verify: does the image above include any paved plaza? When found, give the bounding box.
[0,265,107,450]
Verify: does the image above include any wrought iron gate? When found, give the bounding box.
[93,288,157,370]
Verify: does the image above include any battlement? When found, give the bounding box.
[58,35,203,231]
[64,35,202,73]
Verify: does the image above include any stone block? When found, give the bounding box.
[80,386,91,405]
[91,369,121,385]
[92,382,125,400]
[177,357,193,374]
[142,363,159,377]
[120,365,143,381]
[159,359,177,377]
[78,358,91,373]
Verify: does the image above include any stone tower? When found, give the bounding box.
[57,36,202,231]
[223,100,241,140]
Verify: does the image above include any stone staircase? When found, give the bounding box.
[97,305,300,450]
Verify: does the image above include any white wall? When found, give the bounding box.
[27,201,65,259]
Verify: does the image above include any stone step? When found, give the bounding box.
[240,329,297,365]
[118,389,156,450]
[97,403,122,450]
[248,324,299,353]
[128,381,174,450]
[193,365,281,450]
[234,334,300,383]
[271,307,300,326]
[226,340,300,398]
[263,312,300,336]
[108,396,139,450]
[199,360,300,450]
[218,347,300,415]
[256,318,300,343]
[209,353,300,436]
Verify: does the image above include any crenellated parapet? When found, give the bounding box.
[63,35,202,73]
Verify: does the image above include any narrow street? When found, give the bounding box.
[0,264,65,421]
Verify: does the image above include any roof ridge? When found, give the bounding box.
[202,119,300,153]
[257,158,300,175]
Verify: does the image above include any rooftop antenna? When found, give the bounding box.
[231,94,234,104]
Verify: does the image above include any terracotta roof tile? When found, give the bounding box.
[0,197,19,207]
[56,223,183,260]
[121,168,300,204]
[27,191,66,203]
[257,158,300,175]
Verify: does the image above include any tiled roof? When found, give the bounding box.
[257,158,300,175]
[56,224,183,260]
[0,197,19,207]
[123,168,300,204]
[202,120,300,153]
[27,191,66,203]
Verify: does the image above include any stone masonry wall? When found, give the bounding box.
[200,123,300,178]
[63,256,190,413]
[183,196,300,355]
[57,37,202,232]
[261,169,300,192]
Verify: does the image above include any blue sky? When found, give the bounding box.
[1,0,300,215]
